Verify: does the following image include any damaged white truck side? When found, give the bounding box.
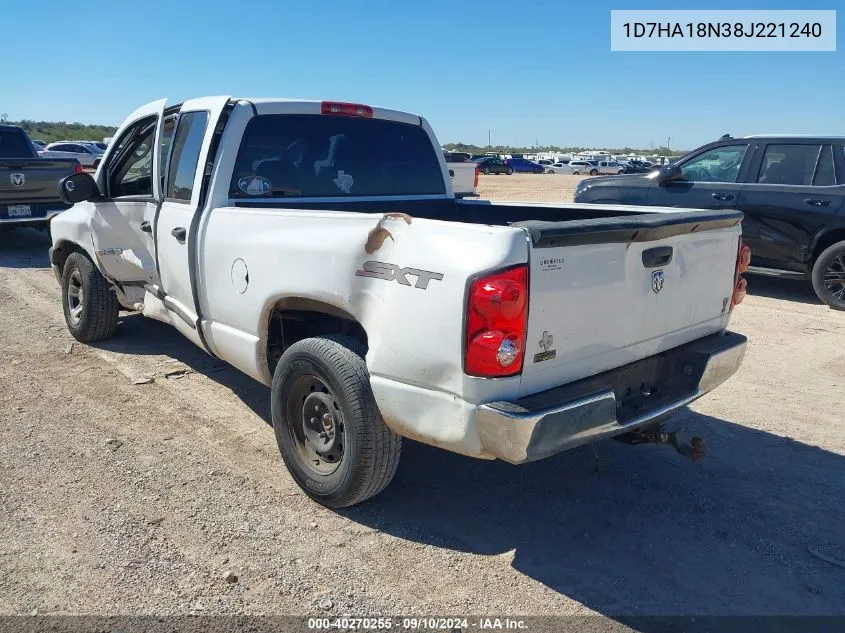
[50,97,750,507]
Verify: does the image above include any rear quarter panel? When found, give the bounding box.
[199,207,528,405]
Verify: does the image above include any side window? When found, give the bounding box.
[679,144,748,183]
[813,145,835,186]
[106,116,158,198]
[158,114,178,191]
[757,144,820,186]
[165,111,209,202]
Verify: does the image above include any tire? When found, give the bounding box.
[533,168,542,174]
[811,240,845,310]
[506,168,514,175]
[93,159,101,169]
[61,252,119,342]
[271,334,402,508]
[482,168,490,175]
[589,169,598,176]
[548,170,555,174]
[573,171,580,175]
[617,170,625,174]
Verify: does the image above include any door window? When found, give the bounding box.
[678,144,748,183]
[813,145,835,186]
[106,115,158,198]
[757,144,821,186]
[158,114,178,192]
[165,111,209,202]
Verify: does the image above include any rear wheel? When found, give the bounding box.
[532,167,542,174]
[589,169,598,176]
[61,252,119,342]
[271,335,402,508]
[93,159,101,169]
[811,240,845,310]
[506,167,514,175]
[548,170,555,174]
[482,167,490,175]
[573,171,580,175]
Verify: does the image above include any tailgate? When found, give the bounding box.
[0,160,74,202]
[516,210,743,396]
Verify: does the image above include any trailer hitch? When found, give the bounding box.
[614,425,705,461]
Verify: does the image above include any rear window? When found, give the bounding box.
[0,129,35,158]
[230,114,446,198]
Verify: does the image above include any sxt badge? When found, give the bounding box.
[356,261,444,290]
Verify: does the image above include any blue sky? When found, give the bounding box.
[4,0,842,150]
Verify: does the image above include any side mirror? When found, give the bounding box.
[58,172,98,204]
[656,163,681,184]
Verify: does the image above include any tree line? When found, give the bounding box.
[1,116,118,144]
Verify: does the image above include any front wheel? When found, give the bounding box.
[506,167,514,175]
[573,171,580,175]
[532,167,542,174]
[92,159,101,170]
[589,169,598,176]
[271,335,402,508]
[548,170,555,174]
[811,240,845,310]
[482,168,490,175]
[61,252,119,342]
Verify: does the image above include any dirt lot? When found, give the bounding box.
[1,177,844,621]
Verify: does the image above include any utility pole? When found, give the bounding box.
[488,129,491,149]
[667,136,671,156]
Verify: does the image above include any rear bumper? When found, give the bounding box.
[476,331,747,464]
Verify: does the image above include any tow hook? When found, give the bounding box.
[614,425,705,461]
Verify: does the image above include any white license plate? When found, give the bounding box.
[7,204,32,217]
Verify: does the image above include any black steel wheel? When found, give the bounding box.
[271,335,402,508]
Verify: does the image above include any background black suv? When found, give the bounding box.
[574,136,845,309]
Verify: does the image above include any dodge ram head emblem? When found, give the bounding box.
[652,270,665,294]
[10,173,25,187]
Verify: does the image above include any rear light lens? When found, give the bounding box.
[320,101,373,118]
[465,265,528,377]
[73,163,84,174]
[474,165,479,188]
[731,241,751,309]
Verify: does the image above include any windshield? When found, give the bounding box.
[230,114,446,198]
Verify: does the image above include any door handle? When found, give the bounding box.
[642,245,673,268]
[140,221,151,233]
[712,193,734,201]
[171,227,187,241]
[805,198,831,207]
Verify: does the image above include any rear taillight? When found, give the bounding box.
[731,240,751,309]
[73,163,84,174]
[320,101,374,118]
[465,265,528,377]
[474,165,479,188]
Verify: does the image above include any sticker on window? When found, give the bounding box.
[333,170,354,194]
[237,175,272,196]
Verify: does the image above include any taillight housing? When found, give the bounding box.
[320,101,374,118]
[473,165,480,188]
[465,265,529,377]
[73,162,84,174]
[732,240,751,309]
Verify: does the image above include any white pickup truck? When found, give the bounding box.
[50,97,749,507]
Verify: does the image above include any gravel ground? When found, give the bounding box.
[1,179,844,621]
